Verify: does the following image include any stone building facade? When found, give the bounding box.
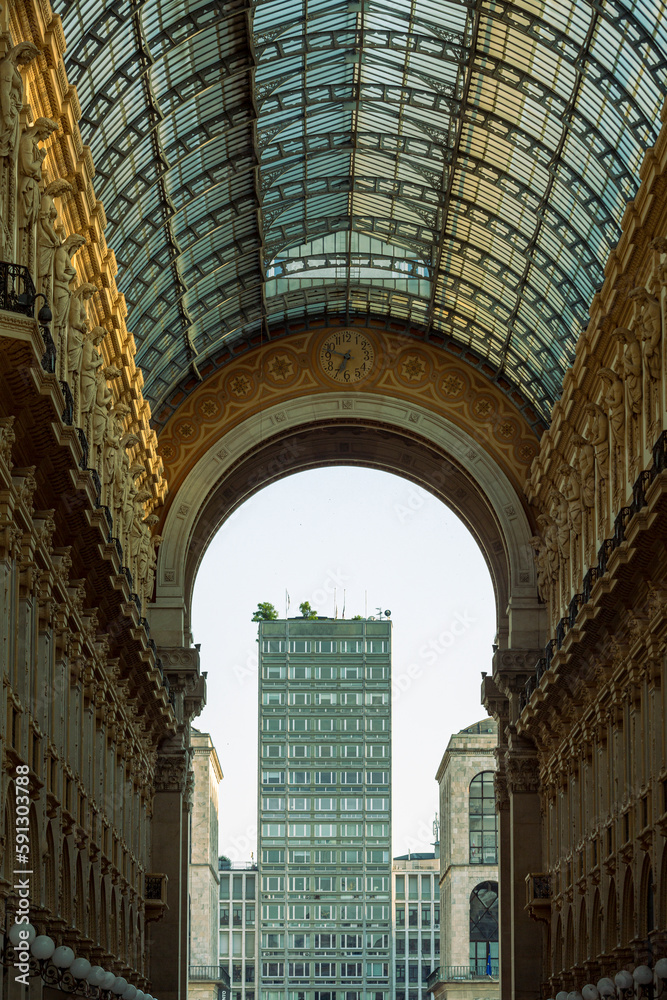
[429,721,499,1000]
[189,731,223,1000]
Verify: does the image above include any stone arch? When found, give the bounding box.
[590,888,602,958]
[75,852,85,932]
[44,823,56,913]
[88,867,97,942]
[61,839,73,924]
[606,879,618,953]
[28,805,40,909]
[576,897,588,965]
[564,907,575,969]
[621,866,635,945]
[553,913,563,974]
[639,854,655,937]
[660,842,667,927]
[152,394,543,652]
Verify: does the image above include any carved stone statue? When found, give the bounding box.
[598,367,625,448]
[559,463,582,535]
[0,41,40,258]
[549,489,570,562]
[0,43,40,157]
[571,433,595,508]
[103,402,129,516]
[37,179,71,302]
[630,286,662,381]
[68,283,97,426]
[585,402,609,481]
[53,234,86,382]
[92,366,121,484]
[528,534,548,602]
[17,117,58,269]
[80,327,106,445]
[536,512,559,586]
[612,326,642,415]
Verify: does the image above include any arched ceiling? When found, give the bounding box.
[53,0,667,424]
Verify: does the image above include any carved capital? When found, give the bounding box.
[492,648,542,698]
[154,751,189,794]
[506,752,541,794]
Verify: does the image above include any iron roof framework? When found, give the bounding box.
[52,0,667,422]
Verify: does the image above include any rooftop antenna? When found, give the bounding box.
[342,589,346,619]
[365,590,367,617]
[376,607,383,620]
[334,588,337,619]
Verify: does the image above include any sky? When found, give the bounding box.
[191,466,496,863]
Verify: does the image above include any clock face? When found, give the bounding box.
[319,331,376,384]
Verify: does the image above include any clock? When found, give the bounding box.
[318,330,376,384]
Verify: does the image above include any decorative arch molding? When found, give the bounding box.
[151,393,542,650]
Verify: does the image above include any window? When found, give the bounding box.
[341,746,362,758]
[263,797,284,811]
[220,905,229,926]
[341,797,362,810]
[290,771,311,785]
[342,771,363,784]
[289,665,312,679]
[262,876,284,891]
[315,642,337,654]
[395,876,405,899]
[289,962,310,977]
[366,798,389,811]
[262,849,284,863]
[262,904,285,919]
[341,904,362,920]
[314,823,337,837]
[366,876,388,891]
[469,881,499,973]
[396,965,405,984]
[262,823,285,837]
[341,718,362,732]
[342,963,363,977]
[289,849,311,863]
[263,932,284,948]
[289,904,311,919]
[263,692,284,704]
[314,850,336,863]
[366,718,389,731]
[365,693,388,705]
[366,904,388,920]
[246,875,255,898]
[396,906,405,927]
[263,963,284,978]
[396,937,405,956]
[315,664,337,678]
[289,718,309,732]
[421,875,432,900]
[366,745,389,757]
[366,823,389,837]
[469,772,498,864]
[315,876,336,891]
[315,933,336,949]
[421,939,430,956]
[367,666,389,679]
[341,641,363,653]
[247,905,255,926]
[263,744,285,758]
[341,823,363,836]
[262,641,285,652]
[422,906,431,926]
[232,905,243,927]
[315,692,337,705]
[289,692,311,705]
[289,823,311,837]
[290,745,311,758]
[317,718,336,731]
[316,771,337,784]
[263,771,285,785]
[316,746,336,758]
[288,640,312,652]
[263,664,286,678]
[342,849,362,863]
[289,876,310,891]
[289,797,310,811]
[340,666,361,678]
[341,876,361,890]
[315,797,335,810]
[366,771,389,784]
[366,963,388,977]
[366,850,389,863]
[315,962,336,977]
[367,641,388,653]
[340,693,362,706]
[408,907,418,927]
[220,875,230,899]
[289,933,311,948]
[315,904,336,919]
[408,965,418,983]
[263,718,285,731]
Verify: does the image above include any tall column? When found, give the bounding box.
[149,647,206,1000]
[489,649,544,1000]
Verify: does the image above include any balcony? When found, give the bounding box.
[426,964,499,990]
[525,872,551,922]
[189,966,231,985]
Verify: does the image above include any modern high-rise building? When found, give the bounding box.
[218,856,259,1000]
[257,616,392,1000]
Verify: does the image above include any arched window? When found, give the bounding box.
[470,881,499,974]
[469,772,497,864]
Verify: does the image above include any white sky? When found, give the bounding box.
[191,466,496,863]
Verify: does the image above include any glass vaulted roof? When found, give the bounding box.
[53,0,667,422]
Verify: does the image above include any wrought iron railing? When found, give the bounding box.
[426,964,499,988]
[189,966,231,983]
[0,261,36,315]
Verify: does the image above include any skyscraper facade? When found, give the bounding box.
[257,617,392,1000]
